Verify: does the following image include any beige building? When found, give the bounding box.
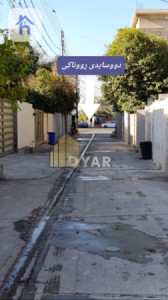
[131,9,168,42]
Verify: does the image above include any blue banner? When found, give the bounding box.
[57,56,125,75]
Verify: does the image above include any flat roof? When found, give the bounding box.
[131,9,168,27]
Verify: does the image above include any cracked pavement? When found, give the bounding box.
[1,129,168,300]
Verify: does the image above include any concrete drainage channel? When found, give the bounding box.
[0,134,94,299]
[0,164,4,180]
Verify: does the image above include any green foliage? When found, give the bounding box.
[0,30,35,111]
[100,28,168,112]
[27,68,77,114]
[27,46,40,74]
[78,111,88,121]
[95,96,115,116]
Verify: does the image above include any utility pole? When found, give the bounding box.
[75,75,79,127]
[61,29,67,166]
[61,30,65,56]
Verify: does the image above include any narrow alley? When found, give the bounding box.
[1,128,168,300]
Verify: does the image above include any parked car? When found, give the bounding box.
[101,121,116,128]
[79,121,88,128]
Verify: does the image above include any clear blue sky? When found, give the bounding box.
[1,0,168,59]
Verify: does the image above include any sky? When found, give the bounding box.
[1,0,168,98]
[1,0,168,58]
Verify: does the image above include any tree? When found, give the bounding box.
[95,96,115,117]
[27,68,56,112]
[100,28,168,112]
[0,30,35,111]
[27,67,78,133]
[26,45,40,74]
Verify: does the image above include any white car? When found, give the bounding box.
[101,121,116,128]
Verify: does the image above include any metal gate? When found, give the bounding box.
[0,103,17,157]
[35,110,44,145]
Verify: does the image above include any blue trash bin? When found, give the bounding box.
[48,132,56,146]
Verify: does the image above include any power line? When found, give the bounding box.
[7,0,48,57]
[35,41,47,56]
[8,0,14,8]
[48,0,62,31]
[30,0,61,53]
[8,0,62,48]
[22,0,57,56]
[46,1,62,31]
[10,0,72,58]
[41,0,61,41]
[6,0,11,8]
[41,0,71,56]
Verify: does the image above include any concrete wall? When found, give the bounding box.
[48,114,56,132]
[17,103,72,149]
[44,113,56,143]
[17,102,35,149]
[129,113,136,147]
[116,112,124,139]
[145,105,153,142]
[124,111,130,143]
[67,114,72,134]
[135,12,168,42]
[136,15,168,29]
[123,110,145,149]
[136,110,145,149]
[55,113,72,140]
[122,97,168,170]
[56,113,63,139]
[140,28,168,43]
[145,98,168,170]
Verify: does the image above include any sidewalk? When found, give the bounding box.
[0,137,90,289]
[0,152,66,286]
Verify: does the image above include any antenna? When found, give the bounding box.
[136,1,144,10]
[139,2,144,9]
